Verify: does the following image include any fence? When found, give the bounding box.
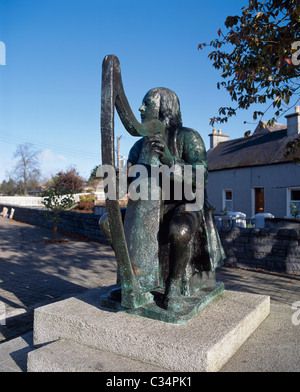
[0,196,44,207]
[0,192,105,208]
[215,215,254,230]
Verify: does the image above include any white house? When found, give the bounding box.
[206,108,300,219]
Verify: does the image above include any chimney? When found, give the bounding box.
[209,128,229,149]
[285,106,300,136]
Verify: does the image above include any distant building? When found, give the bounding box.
[27,186,47,196]
[206,108,300,219]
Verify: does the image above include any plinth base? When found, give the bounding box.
[100,282,224,324]
[28,288,270,372]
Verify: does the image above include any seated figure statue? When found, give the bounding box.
[100,87,225,313]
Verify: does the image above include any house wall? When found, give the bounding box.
[206,162,300,218]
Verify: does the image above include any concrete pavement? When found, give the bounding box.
[0,216,117,342]
[0,216,300,372]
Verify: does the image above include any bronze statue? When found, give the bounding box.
[100,55,225,323]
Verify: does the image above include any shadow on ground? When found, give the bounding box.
[0,220,117,341]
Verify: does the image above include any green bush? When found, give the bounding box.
[43,187,74,240]
[79,194,95,203]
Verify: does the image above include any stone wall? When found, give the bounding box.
[1,204,299,275]
[0,204,107,243]
[219,226,300,275]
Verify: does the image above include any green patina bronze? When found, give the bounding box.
[99,55,226,323]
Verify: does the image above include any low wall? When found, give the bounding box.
[0,204,107,243]
[265,217,300,230]
[1,204,299,275]
[219,226,300,275]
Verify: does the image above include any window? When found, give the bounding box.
[223,189,233,212]
[288,188,300,217]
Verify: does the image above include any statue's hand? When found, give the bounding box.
[146,135,174,167]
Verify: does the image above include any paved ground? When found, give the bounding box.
[0,216,300,372]
[0,216,117,342]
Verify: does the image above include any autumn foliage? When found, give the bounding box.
[199,0,300,127]
[52,167,85,194]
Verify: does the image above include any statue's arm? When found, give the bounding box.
[123,138,144,189]
[172,129,208,190]
[127,138,143,166]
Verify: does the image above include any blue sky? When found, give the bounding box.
[0,0,284,183]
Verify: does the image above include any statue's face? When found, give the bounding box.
[139,91,160,123]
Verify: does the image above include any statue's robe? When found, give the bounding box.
[126,127,225,295]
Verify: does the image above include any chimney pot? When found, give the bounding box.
[209,129,229,149]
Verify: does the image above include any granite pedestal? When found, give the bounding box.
[28,288,270,372]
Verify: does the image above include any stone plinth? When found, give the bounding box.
[28,288,270,372]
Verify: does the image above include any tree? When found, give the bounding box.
[88,165,101,182]
[42,186,74,241]
[198,0,300,130]
[52,167,85,194]
[86,164,102,191]
[13,143,41,195]
[0,179,18,195]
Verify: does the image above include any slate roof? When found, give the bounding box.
[253,121,287,134]
[207,127,300,172]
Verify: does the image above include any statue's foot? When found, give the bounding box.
[163,279,185,311]
[108,287,121,301]
[163,295,186,311]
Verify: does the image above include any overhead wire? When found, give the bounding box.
[0,129,101,160]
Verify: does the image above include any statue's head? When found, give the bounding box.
[139,87,183,130]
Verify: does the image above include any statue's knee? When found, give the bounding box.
[99,213,111,241]
[99,212,107,229]
[169,221,192,246]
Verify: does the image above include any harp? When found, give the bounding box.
[101,55,164,309]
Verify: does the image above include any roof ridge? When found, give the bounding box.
[207,128,299,171]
